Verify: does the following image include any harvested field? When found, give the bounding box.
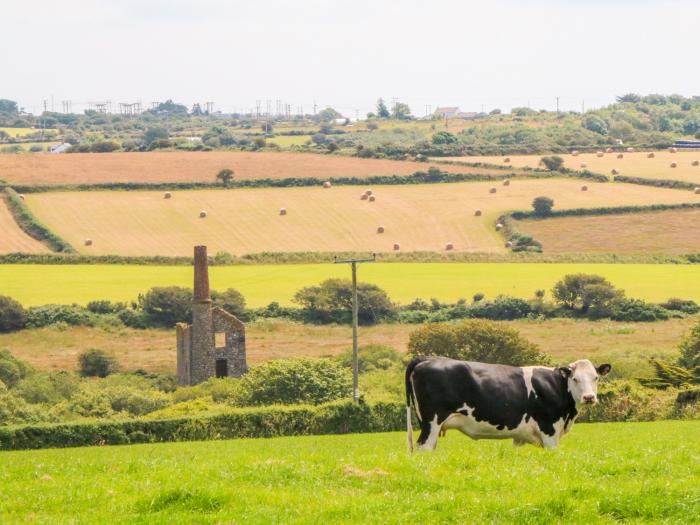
[442,150,700,183]
[0,151,501,186]
[24,179,699,255]
[0,197,48,254]
[518,208,700,254]
[1,318,689,377]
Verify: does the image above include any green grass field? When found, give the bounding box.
[1,422,699,524]
[3,262,700,307]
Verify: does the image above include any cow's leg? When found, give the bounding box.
[417,414,442,452]
[512,438,526,447]
[540,432,560,449]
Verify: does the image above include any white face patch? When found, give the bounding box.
[567,359,601,405]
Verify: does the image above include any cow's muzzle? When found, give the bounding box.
[582,394,597,405]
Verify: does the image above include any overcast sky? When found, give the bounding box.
[5,0,699,116]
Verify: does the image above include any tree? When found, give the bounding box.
[0,99,18,114]
[431,131,458,145]
[392,102,412,120]
[376,98,390,119]
[0,350,33,387]
[552,274,623,317]
[138,286,192,326]
[149,99,188,115]
[532,196,554,216]
[78,349,119,377]
[143,127,168,146]
[539,156,564,172]
[582,114,608,135]
[407,319,550,366]
[0,296,26,333]
[216,168,234,187]
[211,288,248,321]
[616,93,641,103]
[317,107,342,122]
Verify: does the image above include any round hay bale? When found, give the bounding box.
[199,210,207,218]
[323,181,331,189]
[279,208,287,215]
[489,187,497,194]
[605,147,613,153]
[369,195,376,202]
[670,147,678,153]
[163,192,172,199]
[695,187,700,194]
[581,185,588,191]
[360,193,368,200]
[580,162,587,168]
[393,242,401,251]
[84,238,93,246]
[377,225,385,234]
[445,242,454,251]
[502,179,511,186]
[693,160,700,167]
[627,147,634,153]
[647,152,655,158]
[571,150,579,156]
[505,241,513,249]
[18,194,25,200]
[365,189,373,196]
[671,161,678,168]
[495,223,503,231]
[474,209,482,216]
[617,153,624,159]
[596,151,604,157]
[503,157,511,163]
[611,169,620,175]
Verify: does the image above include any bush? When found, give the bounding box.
[679,320,700,369]
[609,299,670,322]
[117,308,151,329]
[0,391,50,425]
[211,288,248,321]
[78,349,119,378]
[15,371,78,404]
[661,298,700,314]
[138,286,192,327]
[552,274,623,318]
[26,304,94,328]
[0,350,34,388]
[407,319,550,366]
[237,358,351,406]
[293,279,396,325]
[336,345,402,373]
[540,156,565,172]
[0,296,26,332]
[532,196,554,216]
[86,300,127,314]
[469,296,532,320]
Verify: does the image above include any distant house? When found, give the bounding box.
[434,107,459,119]
[457,112,478,120]
[49,143,71,153]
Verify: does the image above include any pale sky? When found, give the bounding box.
[5,0,699,116]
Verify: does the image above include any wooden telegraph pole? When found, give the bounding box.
[334,254,376,403]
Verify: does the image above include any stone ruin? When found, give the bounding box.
[176,245,247,386]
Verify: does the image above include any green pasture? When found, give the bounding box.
[0,127,58,137]
[1,421,699,524]
[2,262,700,307]
[267,135,310,147]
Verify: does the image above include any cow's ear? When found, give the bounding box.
[558,367,572,379]
[596,364,612,376]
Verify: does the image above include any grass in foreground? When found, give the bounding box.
[1,421,699,524]
[4,262,700,307]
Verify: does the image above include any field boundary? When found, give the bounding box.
[3,187,74,253]
[614,175,699,191]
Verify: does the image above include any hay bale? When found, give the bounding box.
[670,147,678,153]
[360,193,368,200]
[377,225,385,234]
[580,162,587,168]
[323,181,331,189]
[605,147,613,153]
[611,169,619,175]
[18,194,25,200]
[489,187,497,194]
[445,242,454,251]
[693,160,700,167]
[647,152,655,158]
[365,189,373,196]
[369,195,376,202]
[199,210,207,218]
[617,153,624,159]
[695,187,700,194]
[626,147,634,153]
[505,241,513,249]
[571,150,579,156]
[503,157,510,163]
[671,161,678,168]
[581,185,588,191]
[84,239,93,246]
[502,179,510,186]
[596,151,604,157]
[495,223,503,231]
[163,192,172,199]
[279,208,287,215]
[393,243,401,251]
[474,209,482,216]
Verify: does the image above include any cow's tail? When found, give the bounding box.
[405,356,429,454]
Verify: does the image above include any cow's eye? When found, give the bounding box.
[573,378,579,383]
[594,376,599,381]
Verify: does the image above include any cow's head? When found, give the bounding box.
[558,359,611,405]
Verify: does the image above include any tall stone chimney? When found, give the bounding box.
[190,245,215,384]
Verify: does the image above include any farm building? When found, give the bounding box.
[176,245,247,386]
[49,142,71,153]
[434,107,460,119]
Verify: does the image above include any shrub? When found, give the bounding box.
[293,279,396,325]
[532,196,554,216]
[472,293,485,303]
[431,131,458,145]
[26,304,94,328]
[86,300,127,314]
[15,371,78,404]
[679,320,700,369]
[336,345,402,373]
[552,274,623,318]
[609,299,670,322]
[237,358,351,406]
[0,391,50,425]
[539,156,565,172]
[0,296,26,332]
[0,350,34,388]
[78,349,119,378]
[469,296,532,320]
[211,288,248,321]
[138,286,192,327]
[661,298,700,314]
[117,308,151,329]
[407,319,550,366]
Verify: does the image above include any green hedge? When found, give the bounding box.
[511,201,700,221]
[614,175,697,190]
[0,401,405,451]
[3,188,75,253]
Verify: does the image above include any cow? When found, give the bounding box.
[405,356,611,452]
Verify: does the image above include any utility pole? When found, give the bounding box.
[581,99,585,115]
[556,96,560,115]
[333,254,376,404]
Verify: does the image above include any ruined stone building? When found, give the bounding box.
[176,245,247,386]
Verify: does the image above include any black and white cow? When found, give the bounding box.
[405,356,611,452]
